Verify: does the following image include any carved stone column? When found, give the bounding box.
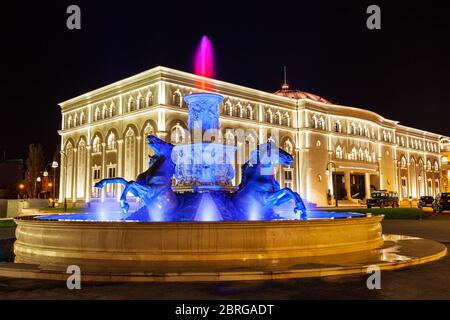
[117,139,124,201]
[85,146,91,203]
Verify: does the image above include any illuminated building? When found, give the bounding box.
[58,66,445,207]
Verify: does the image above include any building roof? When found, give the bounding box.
[273,83,331,104]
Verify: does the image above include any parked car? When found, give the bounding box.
[432,193,450,213]
[418,196,434,209]
[367,190,399,208]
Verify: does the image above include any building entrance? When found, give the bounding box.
[333,173,346,200]
[350,174,366,199]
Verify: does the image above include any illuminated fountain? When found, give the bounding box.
[5,36,446,281]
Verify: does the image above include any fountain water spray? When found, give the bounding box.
[194,35,215,91]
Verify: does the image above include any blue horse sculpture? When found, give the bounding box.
[232,142,307,220]
[94,135,178,221]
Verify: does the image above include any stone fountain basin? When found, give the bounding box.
[13,215,383,272]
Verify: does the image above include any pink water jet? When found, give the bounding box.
[194,35,215,90]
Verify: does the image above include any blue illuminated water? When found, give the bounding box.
[35,211,364,222]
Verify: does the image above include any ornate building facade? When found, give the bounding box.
[58,66,445,207]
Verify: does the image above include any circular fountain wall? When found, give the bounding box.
[14,214,383,272]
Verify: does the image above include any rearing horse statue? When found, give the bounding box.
[94,135,178,221]
[232,142,307,220]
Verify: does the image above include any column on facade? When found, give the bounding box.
[364,172,371,200]
[344,171,351,200]
[101,142,106,202]
[295,149,301,195]
[424,157,429,196]
[136,136,142,174]
[72,148,78,205]
[59,150,66,203]
[407,159,411,198]
[117,139,124,201]
[236,141,243,186]
[85,146,91,203]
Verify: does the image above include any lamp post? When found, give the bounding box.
[35,176,41,199]
[326,161,338,207]
[60,150,68,212]
[52,161,59,207]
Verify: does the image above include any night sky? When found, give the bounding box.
[1,0,449,161]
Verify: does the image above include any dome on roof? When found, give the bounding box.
[274,88,331,104]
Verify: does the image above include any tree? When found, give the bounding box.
[25,144,45,198]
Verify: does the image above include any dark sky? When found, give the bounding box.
[1,0,449,161]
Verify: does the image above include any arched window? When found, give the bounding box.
[283,113,290,126]
[77,139,86,198]
[109,103,115,117]
[246,105,253,120]
[351,123,356,135]
[319,117,325,130]
[225,130,235,146]
[246,134,257,160]
[102,104,107,119]
[312,115,318,129]
[146,91,153,107]
[107,133,116,150]
[127,97,134,112]
[237,104,244,118]
[426,160,432,171]
[80,112,85,125]
[223,100,232,116]
[143,123,155,168]
[401,137,405,147]
[284,140,294,154]
[336,145,343,159]
[364,126,369,137]
[124,128,136,180]
[401,157,407,169]
[67,115,72,129]
[173,90,182,107]
[266,109,273,123]
[274,111,282,125]
[388,131,392,142]
[358,124,362,136]
[170,123,185,144]
[383,130,387,142]
[137,95,143,110]
[434,161,439,172]
[65,142,74,198]
[94,107,100,121]
[335,121,341,133]
[442,156,449,165]
[358,148,364,161]
[73,114,78,127]
[92,136,101,153]
[365,149,370,162]
[350,147,357,160]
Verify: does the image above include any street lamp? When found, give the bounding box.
[59,150,68,212]
[35,176,41,199]
[51,161,59,208]
[326,162,338,207]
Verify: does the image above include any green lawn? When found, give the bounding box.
[322,207,427,219]
[0,219,17,228]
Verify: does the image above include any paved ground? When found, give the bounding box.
[1,211,450,300]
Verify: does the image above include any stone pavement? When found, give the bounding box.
[1,213,450,299]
